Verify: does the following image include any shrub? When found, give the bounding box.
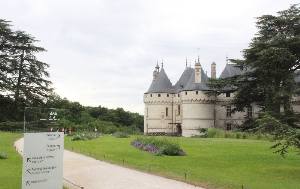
[113,132,130,138]
[256,134,263,140]
[206,128,224,138]
[242,133,248,139]
[235,132,242,139]
[0,151,8,159]
[70,132,102,141]
[131,137,186,156]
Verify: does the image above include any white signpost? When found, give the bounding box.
[22,132,64,189]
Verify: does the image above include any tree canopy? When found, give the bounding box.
[206,4,300,155]
[0,19,52,120]
[0,20,144,133]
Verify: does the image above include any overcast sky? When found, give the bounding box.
[1,0,299,115]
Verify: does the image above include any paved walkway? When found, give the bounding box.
[14,138,204,189]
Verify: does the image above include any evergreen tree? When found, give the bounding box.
[206,4,300,155]
[0,19,13,91]
[0,20,53,120]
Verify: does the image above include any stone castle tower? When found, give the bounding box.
[144,57,261,137]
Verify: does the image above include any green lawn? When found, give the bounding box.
[0,132,23,189]
[65,135,300,189]
[1,132,299,189]
[0,132,68,189]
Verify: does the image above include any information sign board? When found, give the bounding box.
[22,133,64,189]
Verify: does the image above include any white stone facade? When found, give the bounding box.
[144,61,300,137]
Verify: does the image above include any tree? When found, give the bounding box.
[0,19,13,91]
[0,20,53,120]
[206,4,300,155]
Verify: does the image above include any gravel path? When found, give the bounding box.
[14,138,205,189]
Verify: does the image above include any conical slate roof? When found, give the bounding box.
[219,64,247,78]
[146,68,173,93]
[173,67,194,93]
[183,68,210,91]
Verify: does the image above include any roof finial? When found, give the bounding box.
[186,57,187,68]
[226,55,228,65]
[198,48,200,63]
[155,60,160,72]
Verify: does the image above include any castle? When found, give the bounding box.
[143,57,300,137]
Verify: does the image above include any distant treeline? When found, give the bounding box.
[0,93,144,133]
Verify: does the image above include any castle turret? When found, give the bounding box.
[211,62,216,78]
[195,56,201,83]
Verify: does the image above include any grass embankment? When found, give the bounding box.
[0,132,23,189]
[65,135,300,189]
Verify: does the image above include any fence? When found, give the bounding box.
[14,137,252,189]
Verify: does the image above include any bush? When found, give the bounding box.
[235,132,242,139]
[206,128,224,138]
[131,137,186,156]
[113,132,130,138]
[0,151,8,159]
[70,132,102,141]
[0,121,23,132]
[242,133,248,139]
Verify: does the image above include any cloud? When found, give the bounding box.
[1,0,299,114]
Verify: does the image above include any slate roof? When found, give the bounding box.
[183,68,210,91]
[173,67,194,93]
[146,68,173,93]
[219,63,248,78]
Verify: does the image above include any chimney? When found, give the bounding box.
[195,56,201,83]
[211,62,216,78]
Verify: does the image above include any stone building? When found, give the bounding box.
[144,57,300,137]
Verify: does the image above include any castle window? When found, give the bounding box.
[150,94,152,97]
[226,92,230,97]
[178,105,180,115]
[167,94,169,97]
[247,106,253,118]
[178,94,180,97]
[146,108,148,117]
[196,91,198,95]
[226,123,232,131]
[185,92,187,95]
[226,106,231,117]
[166,107,168,117]
[158,94,161,97]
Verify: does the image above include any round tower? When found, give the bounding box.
[144,64,173,135]
[181,58,215,137]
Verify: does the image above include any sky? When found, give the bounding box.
[1,0,299,115]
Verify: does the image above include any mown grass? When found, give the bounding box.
[0,132,68,189]
[65,135,300,189]
[0,132,23,189]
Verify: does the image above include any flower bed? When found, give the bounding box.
[131,137,186,156]
[112,132,130,138]
[70,132,102,141]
